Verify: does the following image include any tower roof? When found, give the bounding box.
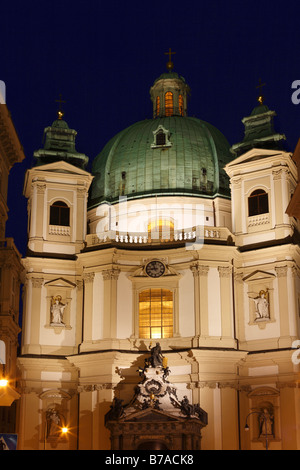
[33,112,89,169]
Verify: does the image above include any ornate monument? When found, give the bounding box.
[105,344,208,450]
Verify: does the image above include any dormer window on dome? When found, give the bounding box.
[151,125,172,148]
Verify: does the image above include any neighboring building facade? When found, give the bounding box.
[0,103,25,428]
[16,64,300,450]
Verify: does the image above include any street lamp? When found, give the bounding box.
[244,410,269,450]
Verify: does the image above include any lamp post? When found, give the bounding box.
[244,410,269,450]
[44,409,69,450]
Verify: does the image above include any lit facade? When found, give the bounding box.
[16,67,300,450]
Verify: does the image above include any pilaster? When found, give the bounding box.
[191,265,209,345]
[102,268,120,339]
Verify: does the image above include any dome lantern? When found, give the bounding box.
[150,50,190,118]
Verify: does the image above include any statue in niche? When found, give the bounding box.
[259,407,274,437]
[50,295,66,326]
[251,289,270,320]
[46,408,63,437]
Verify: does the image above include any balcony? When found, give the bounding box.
[86,226,235,248]
[49,225,70,236]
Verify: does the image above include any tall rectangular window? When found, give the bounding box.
[165,92,173,117]
[139,288,173,339]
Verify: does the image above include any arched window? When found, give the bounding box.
[248,189,269,216]
[179,94,184,116]
[139,288,173,339]
[156,96,160,117]
[165,92,173,116]
[49,201,70,226]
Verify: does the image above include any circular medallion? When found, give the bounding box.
[145,379,163,395]
[145,260,165,278]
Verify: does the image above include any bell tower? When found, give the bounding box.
[21,109,93,357]
[225,97,297,247]
[23,110,93,255]
[225,96,300,352]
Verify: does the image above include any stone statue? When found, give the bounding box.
[46,408,62,437]
[148,342,163,367]
[105,398,124,422]
[50,295,66,325]
[180,396,194,417]
[252,290,270,320]
[259,407,274,436]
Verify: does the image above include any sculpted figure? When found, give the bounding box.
[46,408,62,437]
[149,342,163,367]
[50,295,66,325]
[180,396,194,417]
[259,407,274,436]
[252,290,270,320]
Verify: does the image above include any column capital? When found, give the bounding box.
[190,265,209,277]
[275,265,288,278]
[218,265,232,278]
[83,272,95,283]
[102,268,120,281]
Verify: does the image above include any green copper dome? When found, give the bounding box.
[89,115,232,208]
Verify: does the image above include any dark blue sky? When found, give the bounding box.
[2,0,300,256]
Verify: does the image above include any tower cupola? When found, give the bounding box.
[150,49,190,118]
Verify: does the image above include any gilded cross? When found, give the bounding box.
[164,48,176,71]
[55,94,66,119]
[256,78,266,104]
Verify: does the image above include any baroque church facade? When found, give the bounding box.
[7,59,300,449]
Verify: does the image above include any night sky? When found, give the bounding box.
[2,0,300,257]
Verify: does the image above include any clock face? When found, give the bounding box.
[145,260,165,278]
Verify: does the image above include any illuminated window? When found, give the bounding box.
[148,219,174,240]
[179,94,184,116]
[156,96,160,117]
[165,92,173,116]
[50,201,70,226]
[248,189,269,216]
[139,288,173,339]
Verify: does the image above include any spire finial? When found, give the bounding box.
[256,78,266,105]
[55,94,66,119]
[164,48,176,72]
